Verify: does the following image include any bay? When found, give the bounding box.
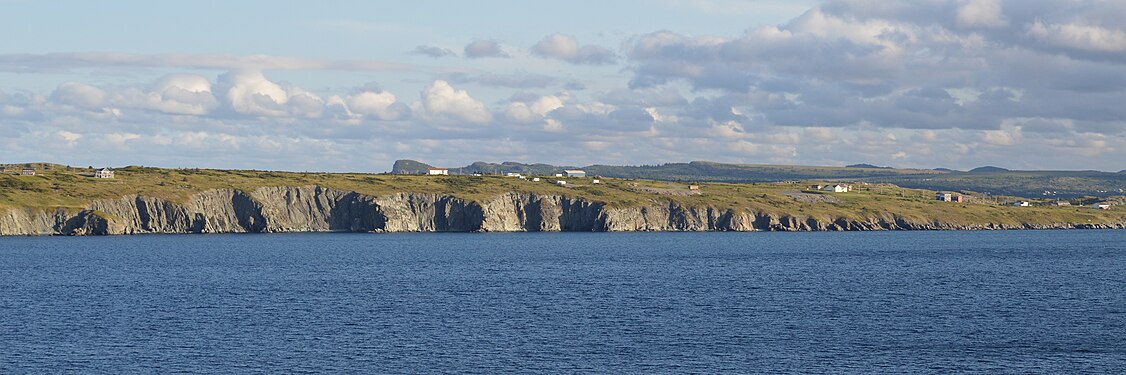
[1,230,1125,373]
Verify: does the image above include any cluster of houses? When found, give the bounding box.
[809,184,853,193]
[1010,200,1112,209]
[936,192,965,203]
[7,166,114,179]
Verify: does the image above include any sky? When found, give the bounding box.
[1,0,1125,172]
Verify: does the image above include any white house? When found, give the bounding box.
[824,184,850,193]
[1014,201,1031,207]
[505,172,522,177]
[20,168,35,176]
[555,180,567,186]
[427,168,449,175]
[554,173,564,177]
[1092,203,1111,210]
[532,177,541,182]
[564,170,587,177]
[592,179,600,184]
[94,168,115,179]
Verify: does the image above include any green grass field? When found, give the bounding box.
[2,164,1123,226]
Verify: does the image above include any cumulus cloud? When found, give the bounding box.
[216,70,325,118]
[531,33,617,65]
[505,95,565,123]
[416,80,491,124]
[345,90,408,121]
[464,40,510,58]
[114,74,219,115]
[50,82,106,109]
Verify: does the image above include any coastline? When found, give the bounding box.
[3,186,1123,236]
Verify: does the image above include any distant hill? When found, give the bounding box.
[969,166,1010,173]
[391,159,433,174]
[933,168,959,172]
[846,163,891,169]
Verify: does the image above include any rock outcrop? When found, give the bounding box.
[1,186,1123,236]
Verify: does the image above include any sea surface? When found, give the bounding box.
[1,230,1125,373]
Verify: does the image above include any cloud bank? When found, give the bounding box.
[2,0,1125,172]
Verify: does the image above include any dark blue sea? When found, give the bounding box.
[2,230,1125,373]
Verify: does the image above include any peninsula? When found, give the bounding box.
[1,164,1123,236]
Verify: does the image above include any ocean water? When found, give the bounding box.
[1,230,1125,373]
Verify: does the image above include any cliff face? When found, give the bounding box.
[1,186,1123,236]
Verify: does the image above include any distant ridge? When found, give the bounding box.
[391,159,1126,198]
[846,163,891,169]
[969,166,1010,173]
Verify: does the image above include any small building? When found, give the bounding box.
[936,192,964,203]
[532,177,541,182]
[427,168,449,176]
[592,179,600,184]
[20,168,35,176]
[689,185,700,190]
[554,173,564,177]
[505,172,522,177]
[555,180,567,186]
[1053,201,1072,206]
[1014,201,1031,207]
[564,170,587,178]
[824,184,850,193]
[809,184,824,190]
[94,168,115,179]
[1092,203,1111,210]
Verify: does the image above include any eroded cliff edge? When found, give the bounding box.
[1,186,1122,236]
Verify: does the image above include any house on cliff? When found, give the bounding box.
[94,168,115,179]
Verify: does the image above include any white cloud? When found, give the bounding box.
[416,80,491,124]
[1027,20,1126,53]
[505,95,564,123]
[113,74,218,115]
[345,91,405,121]
[531,33,617,65]
[464,40,510,58]
[956,0,1007,28]
[217,70,324,117]
[50,82,106,109]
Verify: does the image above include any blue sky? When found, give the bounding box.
[2,0,1124,172]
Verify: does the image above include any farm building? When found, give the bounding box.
[564,170,586,177]
[1092,203,1111,210]
[427,168,449,175]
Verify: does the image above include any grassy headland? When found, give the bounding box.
[1,163,1124,228]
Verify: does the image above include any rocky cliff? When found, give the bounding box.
[1,186,1123,236]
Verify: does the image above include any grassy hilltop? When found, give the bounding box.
[2,164,1124,228]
